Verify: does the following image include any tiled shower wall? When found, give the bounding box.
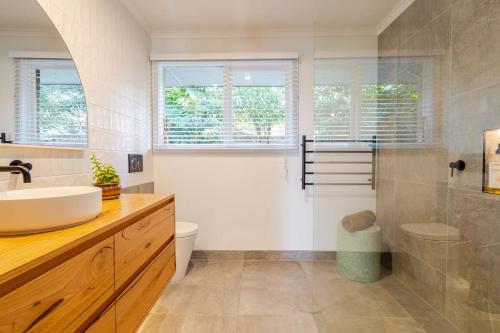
[377,0,500,332]
[0,0,152,191]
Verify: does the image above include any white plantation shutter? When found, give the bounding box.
[153,59,298,149]
[314,58,432,145]
[314,60,353,142]
[15,58,87,147]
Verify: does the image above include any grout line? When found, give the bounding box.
[389,265,465,333]
[399,3,456,46]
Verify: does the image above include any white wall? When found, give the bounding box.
[0,0,153,191]
[152,31,378,251]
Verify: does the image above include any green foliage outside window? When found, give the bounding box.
[232,86,285,143]
[164,86,286,145]
[314,85,351,140]
[314,83,420,143]
[163,82,420,145]
[38,84,87,144]
[165,87,224,144]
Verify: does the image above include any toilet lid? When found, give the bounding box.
[400,223,460,241]
[176,222,198,238]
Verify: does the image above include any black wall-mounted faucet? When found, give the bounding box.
[0,133,12,144]
[0,160,32,183]
[449,160,466,177]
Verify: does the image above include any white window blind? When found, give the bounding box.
[153,59,298,149]
[314,58,432,146]
[15,58,87,147]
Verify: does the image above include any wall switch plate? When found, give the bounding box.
[128,154,143,173]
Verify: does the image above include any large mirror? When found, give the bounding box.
[0,0,87,147]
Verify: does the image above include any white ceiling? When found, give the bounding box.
[121,0,404,35]
[0,0,57,31]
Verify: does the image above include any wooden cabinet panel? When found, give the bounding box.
[85,304,115,333]
[0,238,114,333]
[115,202,174,289]
[116,240,175,333]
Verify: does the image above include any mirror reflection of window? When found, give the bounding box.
[15,58,87,146]
[0,0,88,148]
[313,57,433,147]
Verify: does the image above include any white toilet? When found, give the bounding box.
[172,222,198,282]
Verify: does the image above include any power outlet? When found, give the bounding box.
[128,154,143,173]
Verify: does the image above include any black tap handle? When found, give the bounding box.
[449,160,466,177]
[9,160,32,173]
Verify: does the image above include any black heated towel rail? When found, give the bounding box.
[301,135,377,190]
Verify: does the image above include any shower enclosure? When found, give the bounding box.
[310,1,500,332]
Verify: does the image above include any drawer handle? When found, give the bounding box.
[137,218,153,231]
[121,229,131,241]
[26,298,64,332]
[93,246,113,260]
[121,218,153,240]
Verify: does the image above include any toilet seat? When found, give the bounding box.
[400,223,460,241]
[176,222,198,238]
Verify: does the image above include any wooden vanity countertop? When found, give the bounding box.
[0,193,174,297]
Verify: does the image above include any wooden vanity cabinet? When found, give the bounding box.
[0,195,175,333]
[85,304,116,333]
[116,240,176,333]
[0,238,114,333]
[115,202,175,289]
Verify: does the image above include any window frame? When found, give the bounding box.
[152,59,299,151]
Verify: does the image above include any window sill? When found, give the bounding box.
[153,145,298,153]
[0,143,86,151]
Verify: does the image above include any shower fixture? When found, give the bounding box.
[449,160,466,177]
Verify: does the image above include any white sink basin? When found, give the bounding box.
[0,186,102,235]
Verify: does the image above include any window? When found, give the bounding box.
[15,58,87,146]
[314,58,432,146]
[153,60,298,149]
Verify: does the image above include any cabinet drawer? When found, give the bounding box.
[116,240,175,333]
[0,238,114,333]
[115,203,174,289]
[85,303,115,333]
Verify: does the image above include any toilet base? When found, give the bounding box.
[172,234,196,282]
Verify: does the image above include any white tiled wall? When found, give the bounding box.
[0,0,152,191]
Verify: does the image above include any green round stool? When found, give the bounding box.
[337,223,382,283]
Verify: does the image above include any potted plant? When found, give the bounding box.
[91,153,121,200]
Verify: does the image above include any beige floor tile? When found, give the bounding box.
[241,261,310,289]
[378,277,443,319]
[141,259,461,333]
[155,283,240,316]
[239,261,310,316]
[137,312,167,333]
[299,261,338,283]
[239,286,302,316]
[417,319,462,333]
[188,285,241,315]
[314,318,428,333]
[143,314,238,333]
[236,314,319,333]
[181,260,244,288]
[154,284,197,314]
[299,262,410,318]
[491,319,500,333]
[149,260,243,317]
